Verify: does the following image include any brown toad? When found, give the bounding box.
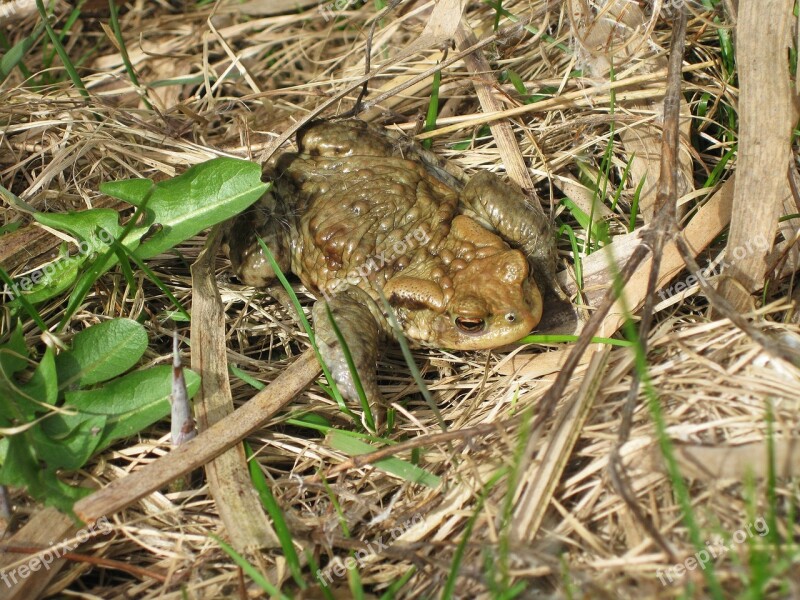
[226,119,559,407]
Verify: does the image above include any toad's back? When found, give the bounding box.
[275,152,459,300]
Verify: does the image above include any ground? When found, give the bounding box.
[0,1,799,598]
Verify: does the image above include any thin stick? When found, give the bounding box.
[609,7,687,563]
[74,349,321,524]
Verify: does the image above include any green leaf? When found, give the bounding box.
[0,322,35,422]
[98,177,154,204]
[56,318,148,388]
[13,158,265,309]
[0,320,202,514]
[328,431,440,488]
[20,346,58,406]
[34,208,127,245]
[10,207,134,306]
[0,433,90,513]
[62,364,200,449]
[34,415,107,471]
[3,245,84,305]
[102,157,268,259]
[0,320,28,375]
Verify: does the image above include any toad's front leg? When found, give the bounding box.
[312,285,387,424]
[225,194,293,288]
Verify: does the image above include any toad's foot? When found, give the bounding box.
[312,286,386,425]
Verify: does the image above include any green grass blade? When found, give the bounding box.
[605,247,724,599]
[111,243,137,292]
[347,561,365,600]
[255,237,360,425]
[109,239,191,321]
[702,145,735,189]
[485,2,571,53]
[320,473,350,536]
[35,0,91,100]
[285,419,387,447]
[628,175,645,233]
[519,333,631,347]
[211,534,291,599]
[229,365,265,390]
[376,291,445,430]
[108,0,153,110]
[323,302,376,432]
[494,406,532,590]
[0,20,45,83]
[440,468,505,599]
[306,549,336,600]
[58,186,155,330]
[379,566,416,599]
[558,223,583,290]
[423,63,441,149]
[328,430,441,488]
[245,442,307,590]
[610,151,635,212]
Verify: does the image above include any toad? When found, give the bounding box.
[226,119,560,409]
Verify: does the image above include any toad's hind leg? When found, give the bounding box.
[312,286,386,424]
[459,171,557,285]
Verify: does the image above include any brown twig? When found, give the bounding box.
[74,348,321,525]
[190,227,279,550]
[617,7,687,445]
[0,545,169,583]
[348,0,404,116]
[325,421,507,477]
[607,7,686,563]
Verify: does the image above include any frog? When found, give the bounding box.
[225,119,562,411]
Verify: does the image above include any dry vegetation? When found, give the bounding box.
[1,0,799,598]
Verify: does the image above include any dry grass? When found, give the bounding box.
[1,0,799,598]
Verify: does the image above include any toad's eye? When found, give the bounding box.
[455,317,486,334]
[505,313,516,323]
